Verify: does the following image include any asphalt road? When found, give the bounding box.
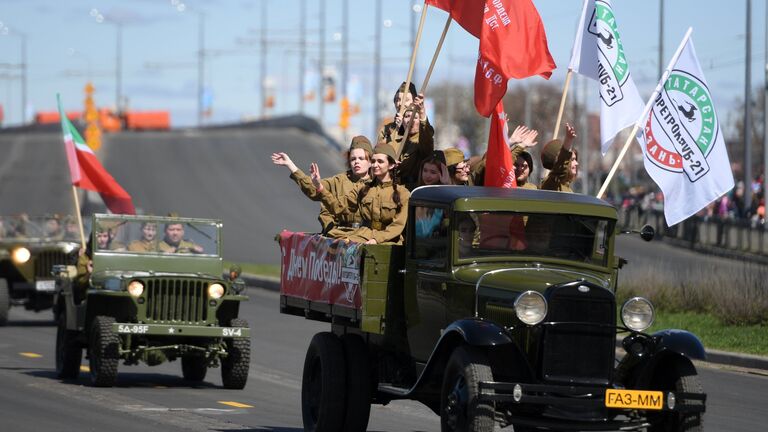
[0,127,344,264]
[1,286,767,432]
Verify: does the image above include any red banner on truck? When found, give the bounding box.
[278,230,363,309]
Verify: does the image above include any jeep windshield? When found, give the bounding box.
[456,211,612,267]
[0,215,82,243]
[95,217,220,257]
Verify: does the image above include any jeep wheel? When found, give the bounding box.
[182,356,208,382]
[648,358,704,432]
[221,318,250,389]
[440,346,495,432]
[89,316,120,387]
[55,312,82,379]
[340,334,371,432]
[301,332,346,432]
[0,278,9,326]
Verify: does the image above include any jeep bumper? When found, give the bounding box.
[112,322,250,338]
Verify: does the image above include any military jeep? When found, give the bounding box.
[278,186,706,432]
[0,215,80,325]
[54,213,250,389]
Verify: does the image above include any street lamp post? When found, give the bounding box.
[91,9,124,113]
[1,24,27,124]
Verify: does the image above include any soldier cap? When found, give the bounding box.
[442,148,466,167]
[541,139,565,170]
[373,143,397,162]
[349,135,373,154]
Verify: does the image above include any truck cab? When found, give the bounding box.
[279,186,706,432]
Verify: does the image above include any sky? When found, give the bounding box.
[1,0,767,139]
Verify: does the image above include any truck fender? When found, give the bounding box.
[652,329,707,361]
[407,318,516,404]
[618,329,705,389]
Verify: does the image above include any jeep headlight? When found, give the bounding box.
[514,291,547,325]
[12,247,31,264]
[621,297,655,331]
[208,283,225,299]
[127,280,144,297]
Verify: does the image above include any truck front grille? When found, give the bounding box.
[34,250,73,278]
[144,279,208,324]
[541,283,615,386]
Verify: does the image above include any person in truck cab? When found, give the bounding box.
[128,221,159,252]
[540,123,579,192]
[310,143,410,245]
[159,222,204,254]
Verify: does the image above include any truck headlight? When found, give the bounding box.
[621,297,655,331]
[12,247,31,264]
[127,280,144,297]
[208,283,225,299]
[514,291,547,325]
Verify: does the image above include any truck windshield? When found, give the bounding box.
[94,218,220,257]
[456,211,611,267]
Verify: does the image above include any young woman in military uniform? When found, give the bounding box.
[310,143,410,245]
[540,123,579,192]
[271,135,373,237]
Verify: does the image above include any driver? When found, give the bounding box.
[159,222,204,254]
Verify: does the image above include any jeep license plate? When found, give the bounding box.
[605,389,664,410]
[35,280,56,292]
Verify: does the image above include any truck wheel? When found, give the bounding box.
[55,312,82,379]
[648,358,704,432]
[181,356,208,382]
[440,346,495,432]
[340,334,371,432]
[89,316,120,387]
[221,318,250,389]
[302,332,346,432]
[0,278,9,326]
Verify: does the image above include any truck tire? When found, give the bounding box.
[648,358,704,432]
[302,332,346,432]
[55,311,82,379]
[0,278,9,326]
[340,334,372,432]
[182,356,208,382]
[221,318,250,389]
[89,316,120,387]
[440,345,495,432]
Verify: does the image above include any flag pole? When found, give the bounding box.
[71,186,86,250]
[552,69,573,139]
[394,2,429,157]
[419,15,451,95]
[596,27,693,199]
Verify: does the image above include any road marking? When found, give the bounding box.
[218,401,253,408]
[19,352,42,358]
[80,365,90,372]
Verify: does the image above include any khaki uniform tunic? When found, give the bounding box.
[377,119,434,189]
[319,180,410,244]
[159,239,202,254]
[540,146,574,193]
[127,239,159,252]
[290,169,367,235]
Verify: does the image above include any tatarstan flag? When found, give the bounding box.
[58,95,136,214]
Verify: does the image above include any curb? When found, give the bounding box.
[242,273,768,372]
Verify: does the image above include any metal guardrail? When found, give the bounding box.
[618,207,768,261]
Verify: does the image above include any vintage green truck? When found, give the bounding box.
[278,186,706,432]
[54,213,250,388]
[0,215,80,325]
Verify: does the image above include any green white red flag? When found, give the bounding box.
[638,30,734,226]
[58,95,136,214]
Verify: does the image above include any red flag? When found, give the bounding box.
[58,96,136,214]
[484,101,516,188]
[425,0,483,37]
[428,0,556,117]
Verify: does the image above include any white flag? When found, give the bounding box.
[639,35,734,226]
[569,0,644,154]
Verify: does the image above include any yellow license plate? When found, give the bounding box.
[605,389,664,410]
